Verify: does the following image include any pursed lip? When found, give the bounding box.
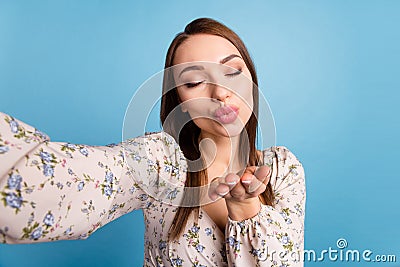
[213,105,239,124]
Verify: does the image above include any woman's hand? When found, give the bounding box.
[208,165,272,221]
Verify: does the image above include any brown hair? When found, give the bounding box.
[160,18,274,240]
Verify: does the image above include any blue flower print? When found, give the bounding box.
[5,193,23,209]
[171,257,183,266]
[279,211,288,219]
[159,240,167,250]
[7,174,22,190]
[281,235,290,245]
[77,181,84,191]
[190,225,199,234]
[105,143,117,148]
[147,159,155,167]
[251,248,261,257]
[56,182,63,190]
[172,166,179,175]
[9,119,18,133]
[105,171,114,184]
[290,166,298,176]
[138,194,148,201]
[164,165,171,172]
[64,227,72,235]
[237,221,245,229]
[166,188,178,200]
[103,185,113,197]
[43,164,54,177]
[144,201,151,209]
[204,228,212,236]
[43,213,55,226]
[0,145,9,154]
[34,129,48,140]
[79,147,89,157]
[78,233,87,239]
[66,143,76,149]
[227,236,235,246]
[196,244,204,252]
[39,151,53,162]
[30,227,42,240]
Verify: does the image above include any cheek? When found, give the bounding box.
[176,87,187,103]
[176,87,211,113]
[228,71,254,109]
[192,117,209,128]
[176,87,192,112]
[176,87,200,105]
[234,85,254,114]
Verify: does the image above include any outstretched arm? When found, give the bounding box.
[0,112,186,244]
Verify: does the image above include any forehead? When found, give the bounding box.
[173,34,241,65]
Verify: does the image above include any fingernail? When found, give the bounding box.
[218,190,229,196]
[241,180,251,184]
[227,180,238,185]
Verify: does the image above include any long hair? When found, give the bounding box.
[160,18,275,240]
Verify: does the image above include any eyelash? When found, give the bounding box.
[184,81,205,88]
[183,69,242,88]
[225,68,242,77]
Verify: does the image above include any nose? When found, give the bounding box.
[211,83,231,103]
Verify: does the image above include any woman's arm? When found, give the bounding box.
[0,112,186,244]
[225,146,306,266]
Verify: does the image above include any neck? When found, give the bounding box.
[199,130,243,180]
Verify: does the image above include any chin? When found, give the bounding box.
[216,124,246,138]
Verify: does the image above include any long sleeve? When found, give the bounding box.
[225,146,306,267]
[0,112,186,244]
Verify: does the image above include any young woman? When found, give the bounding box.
[0,18,306,266]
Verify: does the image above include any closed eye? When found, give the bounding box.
[184,80,205,88]
[225,69,242,77]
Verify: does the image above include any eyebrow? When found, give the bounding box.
[219,54,242,64]
[178,65,205,77]
[178,54,242,77]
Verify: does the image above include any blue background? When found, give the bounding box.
[0,1,399,266]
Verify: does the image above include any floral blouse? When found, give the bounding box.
[0,111,306,267]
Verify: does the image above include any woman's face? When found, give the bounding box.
[172,34,254,138]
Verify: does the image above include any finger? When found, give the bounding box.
[240,171,261,194]
[247,180,266,195]
[208,174,240,201]
[240,171,253,186]
[217,173,240,199]
[224,173,240,187]
[228,179,247,200]
[241,170,267,194]
[245,174,265,194]
[215,183,230,197]
[254,165,272,185]
[208,176,222,201]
